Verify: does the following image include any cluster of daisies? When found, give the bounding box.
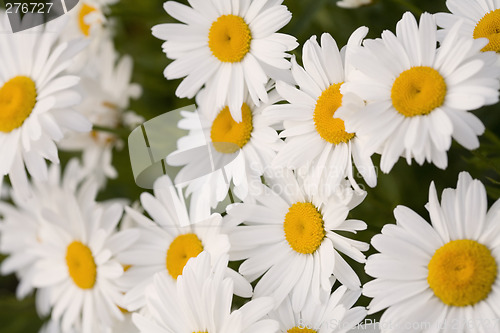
[2,0,500,332]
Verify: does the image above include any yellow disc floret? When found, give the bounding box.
[79,4,97,37]
[66,241,97,290]
[210,103,253,154]
[474,9,500,52]
[391,66,447,117]
[284,202,326,254]
[313,83,355,144]
[287,326,317,333]
[166,233,204,279]
[427,239,497,307]
[0,76,37,133]
[208,14,252,63]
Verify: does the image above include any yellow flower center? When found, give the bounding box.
[65,241,97,289]
[313,83,355,144]
[391,66,447,117]
[0,76,37,133]
[473,9,500,52]
[208,14,252,63]
[166,233,204,279]
[287,327,317,333]
[78,4,97,37]
[284,202,325,254]
[427,239,497,307]
[210,103,253,154]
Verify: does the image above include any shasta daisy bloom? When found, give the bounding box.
[117,175,252,312]
[364,172,500,332]
[59,38,143,188]
[227,170,368,312]
[0,159,84,300]
[435,0,500,53]
[0,14,91,197]
[152,0,298,121]
[60,0,118,71]
[167,86,283,213]
[133,252,278,333]
[29,176,138,333]
[339,12,500,173]
[266,30,377,194]
[268,286,366,333]
[70,0,112,37]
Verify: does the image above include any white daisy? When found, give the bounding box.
[227,169,368,312]
[133,252,279,333]
[167,86,283,214]
[152,0,298,121]
[364,171,500,332]
[265,30,377,195]
[268,286,366,333]
[0,159,84,300]
[28,175,139,333]
[117,174,252,312]
[59,38,142,188]
[0,13,91,197]
[435,0,500,53]
[339,12,500,173]
[61,0,118,71]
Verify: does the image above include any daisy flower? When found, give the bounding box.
[167,86,283,214]
[268,286,366,333]
[152,0,298,121]
[59,38,142,188]
[70,0,115,37]
[364,172,500,332]
[117,175,252,312]
[435,0,500,53]
[227,169,368,312]
[0,13,91,197]
[339,12,500,173]
[133,252,278,333]
[61,0,118,71]
[0,159,84,300]
[29,175,139,333]
[265,30,377,194]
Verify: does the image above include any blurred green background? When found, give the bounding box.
[2,0,500,331]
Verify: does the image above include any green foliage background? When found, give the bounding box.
[2,0,500,331]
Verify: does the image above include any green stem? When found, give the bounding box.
[485,128,500,146]
[470,149,500,176]
[468,129,500,176]
[92,125,130,140]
